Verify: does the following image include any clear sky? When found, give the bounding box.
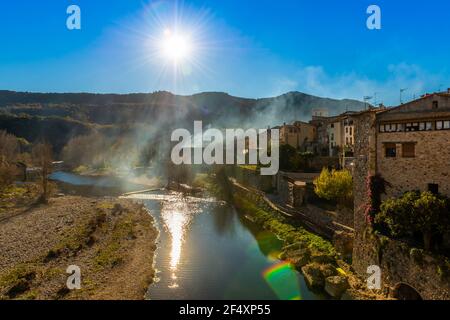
[0,0,449,105]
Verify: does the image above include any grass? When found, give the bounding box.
[94,216,135,269]
[73,165,89,174]
[238,165,259,171]
[234,194,336,258]
[45,211,106,261]
[0,263,36,299]
[0,185,27,199]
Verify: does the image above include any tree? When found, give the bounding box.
[376,191,450,251]
[32,142,53,203]
[0,130,20,189]
[313,167,353,206]
[279,144,298,171]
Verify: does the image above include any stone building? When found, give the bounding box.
[312,108,329,118]
[351,90,450,300]
[376,91,450,197]
[326,111,357,157]
[309,116,329,156]
[279,121,317,149]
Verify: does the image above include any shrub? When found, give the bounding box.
[313,168,353,207]
[376,191,450,251]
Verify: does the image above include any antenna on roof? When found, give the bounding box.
[363,96,373,110]
[400,88,407,104]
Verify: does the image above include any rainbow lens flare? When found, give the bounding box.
[263,262,302,300]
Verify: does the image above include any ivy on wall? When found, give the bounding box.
[364,173,391,225]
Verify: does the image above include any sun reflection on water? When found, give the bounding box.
[158,194,200,289]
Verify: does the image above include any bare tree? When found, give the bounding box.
[32,142,53,203]
[0,130,20,189]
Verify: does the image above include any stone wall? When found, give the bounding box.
[377,130,450,198]
[351,111,378,281]
[354,231,450,300]
[232,165,273,192]
[310,156,340,171]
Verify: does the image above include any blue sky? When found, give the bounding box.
[0,0,449,105]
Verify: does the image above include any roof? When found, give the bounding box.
[377,92,450,122]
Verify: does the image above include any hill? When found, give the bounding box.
[0,90,367,153]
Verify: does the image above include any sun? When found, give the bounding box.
[161,29,193,64]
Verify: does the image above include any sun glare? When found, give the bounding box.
[161,30,193,64]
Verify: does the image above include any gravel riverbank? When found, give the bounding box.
[0,193,158,300]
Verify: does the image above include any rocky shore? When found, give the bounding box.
[0,189,158,300]
[232,189,386,300]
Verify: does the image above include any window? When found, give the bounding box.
[419,122,425,131]
[428,183,439,195]
[388,124,397,132]
[402,143,415,158]
[346,137,349,144]
[331,133,334,141]
[346,127,348,133]
[397,123,404,132]
[419,122,433,131]
[380,124,385,132]
[350,127,353,135]
[385,143,397,158]
[432,101,438,109]
[406,123,420,132]
[331,123,334,128]
[437,120,450,130]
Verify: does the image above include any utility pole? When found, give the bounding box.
[400,88,407,105]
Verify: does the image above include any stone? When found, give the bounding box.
[319,263,338,278]
[333,231,354,259]
[288,250,310,268]
[341,288,360,300]
[325,276,349,298]
[301,263,325,289]
[311,253,335,264]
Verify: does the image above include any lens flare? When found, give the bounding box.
[263,262,302,300]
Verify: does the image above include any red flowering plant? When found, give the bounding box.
[364,173,391,226]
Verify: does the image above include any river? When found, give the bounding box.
[50,171,325,300]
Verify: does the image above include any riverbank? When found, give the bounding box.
[0,186,158,300]
[231,182,386,300]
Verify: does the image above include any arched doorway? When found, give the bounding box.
[393,283,422,300]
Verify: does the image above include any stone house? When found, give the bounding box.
[309,116,329,156]
[326,111,357,157]
[376,91,450,198]
[351,90,450,300]
[278,121,317,150]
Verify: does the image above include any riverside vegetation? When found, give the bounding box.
[232,193,384,299]
[202,166,381,300]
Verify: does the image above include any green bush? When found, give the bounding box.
[376,191,450,251]
[313,168,353,206]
